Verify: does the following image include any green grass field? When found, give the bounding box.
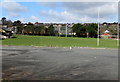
[1,35,118,48]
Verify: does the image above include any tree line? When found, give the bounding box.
[72,23,98,38]
[17,23,56,36]
[15,22,98,38]
[2,17,118,38]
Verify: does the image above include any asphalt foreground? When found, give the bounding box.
[1,46,118,80]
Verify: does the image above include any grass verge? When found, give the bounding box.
[1,35,118,48]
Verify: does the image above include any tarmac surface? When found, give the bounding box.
[1,46,118,80]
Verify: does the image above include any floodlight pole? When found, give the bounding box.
[97,8,100,46]
[117,3,120,47]
[117,22,119,47]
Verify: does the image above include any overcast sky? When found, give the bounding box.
[0,0,118,23]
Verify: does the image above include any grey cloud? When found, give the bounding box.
[1,2,27,17]
[62,2,117,17]
[39,2,117,23]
